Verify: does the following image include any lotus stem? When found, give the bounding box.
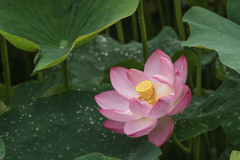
[194,48,202,160]
[164,0,171,25]
[61,59,69,90]
[156,0,166,27]
[138,0,149,63]
[204,133,214,160]
[174,0,186,40]
[197,48,202,96]
[194,136,200,160]
[0,35,11,102]
[115,20,125,44]
[131,12,139,41]
[171,132,191,153]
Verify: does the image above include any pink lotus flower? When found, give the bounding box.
[95,49,191,147]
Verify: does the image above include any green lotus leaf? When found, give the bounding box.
[182,6,240,74]
[0,91,162,159]
[0,0,139,75]
[45,27,183,83]
[221,108,240,145]
[174,71,240,141]
[0,138,5,159]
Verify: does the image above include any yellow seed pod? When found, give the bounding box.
[136,81,154,99]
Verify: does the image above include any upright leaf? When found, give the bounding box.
[182,6,240,74]
[0,0,139,74]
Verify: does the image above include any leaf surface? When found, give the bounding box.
[0,0,140,74]
[0,91,161,160]
[182,6,240,74]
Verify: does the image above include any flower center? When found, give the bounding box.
[136,81,157,106]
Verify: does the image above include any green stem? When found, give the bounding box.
[156,0,166,27]
[131,12,139,41]
[138,0,149,63]
[164,0,171,25]
[194,48,202,160]
[115,20,125,44]
[204,133,214,160]
[0,35,11,102]
[174,0,186,40]
[171,132,191,153]
[197,48,202,96]
[23,52,33,79]
[206,65,210,89]
[143,0,155,38]
[194,136,200,160]
[210,59,218,89]
[61,59,69,90]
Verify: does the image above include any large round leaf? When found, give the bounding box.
[182,6,240,74]
[0,90,161,159]
[0,0,139,74]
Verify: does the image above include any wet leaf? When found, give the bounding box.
[174,71,240,141]
[0,91,161,159]
[10,71,79,107]
[222,109,240,145]
[46,27,182,83]
[10,81,52,107]
[72,83,113,93]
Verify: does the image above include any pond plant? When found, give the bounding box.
[0,0,240,160]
